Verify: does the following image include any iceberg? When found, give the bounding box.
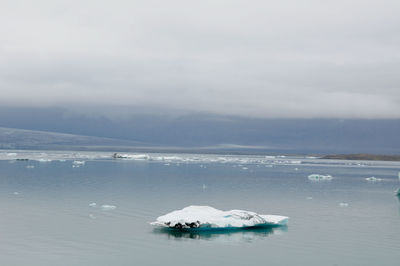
[150,206,288,229]
[308,174,333,181]
[365,176,382,182]
[101,204,116,210]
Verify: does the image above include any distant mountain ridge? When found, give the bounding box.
[1,106,400,154]
[0,127,142,150]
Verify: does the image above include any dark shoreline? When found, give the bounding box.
[321,154,400,162]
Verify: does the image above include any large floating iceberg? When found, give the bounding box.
[151,206,288,229]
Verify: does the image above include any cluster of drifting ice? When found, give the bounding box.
[365,176,383,182]
[151,206,288,229]
[88,202,116,210]
[308,174,333,181]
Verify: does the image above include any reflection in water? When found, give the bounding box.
[153,226,288,243]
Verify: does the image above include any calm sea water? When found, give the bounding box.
[0,151,399,266]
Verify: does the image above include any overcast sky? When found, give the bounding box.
[1,0,399,118]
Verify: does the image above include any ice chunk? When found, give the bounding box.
[151,206,288,229]
[26,165,35,169]
[129,154,149,160]
[365,176,383,182]
[339,202,349,207]
[89,202,97,207]
[37,158,52,162]
[101,205,116,210]
[73,160,85,166]
[308,174,333,181]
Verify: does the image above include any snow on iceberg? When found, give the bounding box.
[308,174,333,181]
[150,206,288,229]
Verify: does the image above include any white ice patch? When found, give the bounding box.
[151,205,288,229]
[26,165,35,169]
[339,202,349,207]
[101,205,116,210]
[89,202,97,207]
[37,158,52,163]
[73,160,85,165]
[308,174,333,181]
[365,176,383,182]
[128,154,149,160]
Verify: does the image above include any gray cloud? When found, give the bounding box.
[1,0,400,118]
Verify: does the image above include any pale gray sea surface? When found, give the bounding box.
[0,151,399,266]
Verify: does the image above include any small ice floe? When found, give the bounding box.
[365,176,383,182]
[37,158,52,163]
[89,202,97,207]
[151,205,288,229]
[26,165,35,169]
[242,167,248,170]
[308,174,333,181]
[13,191,20,195]
[294,168,299,171]
[101,205,117,210]
[7,153,17,157]
[202,184,207,190]
[73,160,85,166]
[339,202,349,207]
[306,196,313,200]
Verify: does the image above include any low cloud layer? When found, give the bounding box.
[1,0,400,118]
